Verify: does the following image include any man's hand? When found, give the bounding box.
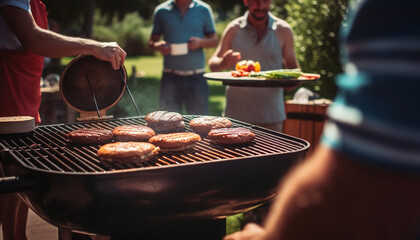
[94,42,127,70]
[188,37,201,50]
[150,40,170,55]
[208,49,241,72]
[221,49,242,70]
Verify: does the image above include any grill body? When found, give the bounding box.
[0,116,309,235]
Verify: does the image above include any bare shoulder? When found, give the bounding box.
[271,14,293,32]
[219,16,242,46]
[223,16,242,36]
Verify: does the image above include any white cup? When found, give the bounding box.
[170,43,188,56]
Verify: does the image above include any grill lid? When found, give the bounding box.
[60,55,127,121]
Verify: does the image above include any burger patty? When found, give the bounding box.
[207,128,255,145]
[148,132,201,152]
[113,125,156,142]
[145,111,185,132]
[149,121,185,133]
[97,142,160,163]
[189,116,232,135]
[67,128,114,144]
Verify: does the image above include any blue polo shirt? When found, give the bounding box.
[321,0,420,171]
[151,0,216,71]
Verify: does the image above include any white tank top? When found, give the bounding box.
[224,12,286,124]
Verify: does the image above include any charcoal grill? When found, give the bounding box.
[0,116,308,236]
[0,56,309,239]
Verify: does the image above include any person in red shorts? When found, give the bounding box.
[0,1,126,239]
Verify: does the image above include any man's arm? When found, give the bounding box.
[225,145,420,240]
[275,23,300,90]
[1,6,126,70]
[208,24,241,72]
[276,25,299,69]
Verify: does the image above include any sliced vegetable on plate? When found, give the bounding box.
[250,69,303,79]
[299,73,321,80]
[231,69,251,77]
[229,60,320,80]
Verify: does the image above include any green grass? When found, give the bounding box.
[124,55,164,77]
[109,56,162,117]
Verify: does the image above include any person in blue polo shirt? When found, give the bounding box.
[223,0,420,239]
[149,0,217,115]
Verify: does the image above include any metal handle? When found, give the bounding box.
[0,176,37,194]
[86,74,101,118]
[120,68,141,116]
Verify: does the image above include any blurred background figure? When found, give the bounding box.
[208,0,299,132]
[148,0,218,115]
[208,0,299,226]
[224,0,420,239]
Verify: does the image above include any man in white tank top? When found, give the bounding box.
[208,0,299,132]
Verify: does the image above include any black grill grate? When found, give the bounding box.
[0,116,308,174]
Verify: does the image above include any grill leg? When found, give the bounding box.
[58,228,110,240]
[58,228,72,240]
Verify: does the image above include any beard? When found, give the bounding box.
[250,9,269,21]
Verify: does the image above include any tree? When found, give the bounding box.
[42,0,162,37]
[42,0,95,37]
[272,0,349,99]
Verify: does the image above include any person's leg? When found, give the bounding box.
[184,74,209,115]
[159,73,183,113]
[0,194,11,238]
[2,194,27,240]
[15,197,28,240]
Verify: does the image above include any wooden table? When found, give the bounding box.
[283,99,332,155]
[40,85,76,125]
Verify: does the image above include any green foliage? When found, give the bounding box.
[43,0,88,30]
[96,0,160,21]
[226,213,246,235]
[93,11,153,56]
[272,0,349,99]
